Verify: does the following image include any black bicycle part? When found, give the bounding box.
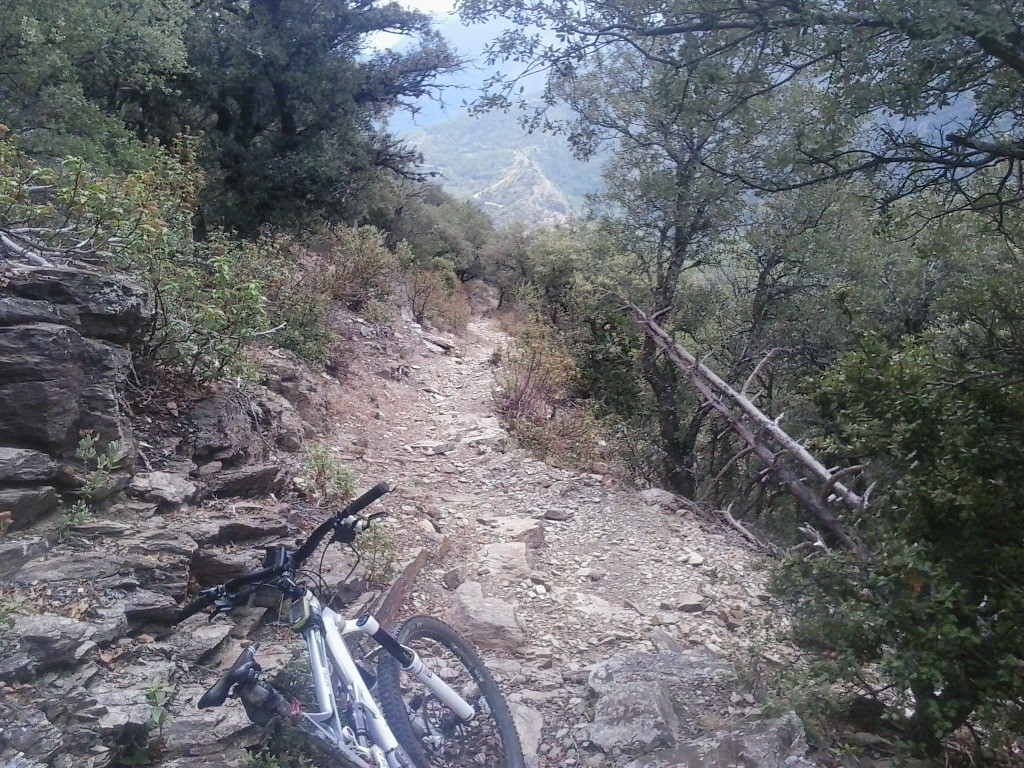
[294,481,391,563]
[173,482,392,623]
[377,616,525,768]
[199,644,261,708]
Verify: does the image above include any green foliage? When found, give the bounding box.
[389,183,494,281]
[0,0,188,171]
[0,134,272,383]
[144,679,174,740]
[321,227,400,313]
[170,0,460,233]
[495,316,603,467]
[464,0,1024,213]
[403,256,471,331]
[774,339,1024,750]
[352,524,398,588]
[0,595,34,631]
[58,433,129,538]
[301,445,357,506]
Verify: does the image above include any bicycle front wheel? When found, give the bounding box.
[376,616,525,768]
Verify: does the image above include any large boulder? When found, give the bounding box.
[0,267,150,529]
[450,581,526,652]
[622,712,817,768]
[183,386,305,467]
[0,266,152,344]
[584,682,680,755]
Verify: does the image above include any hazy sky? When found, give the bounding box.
[367,0,461,49]
[403,0,459,17]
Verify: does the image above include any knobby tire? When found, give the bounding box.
[376,616,525,768]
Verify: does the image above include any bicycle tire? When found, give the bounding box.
[376,616,526,768]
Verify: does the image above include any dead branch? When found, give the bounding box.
[622,300,872,560]
[819,464,866,504]
[741,348,782,398]
[0,231,52,266]
[719,504,784,557]
[697,445,753,504]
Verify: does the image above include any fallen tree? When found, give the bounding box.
[623,301,871,559]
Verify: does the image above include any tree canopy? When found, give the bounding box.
[0,0,461,233]
[462,0,1024,215]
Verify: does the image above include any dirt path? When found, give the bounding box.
[326,318,771,767]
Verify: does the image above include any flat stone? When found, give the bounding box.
[0,447,59,483]
[12,614,94,668]
[639,488,678,507]
[678,592,707,612]
[486,516,545,549]
[0,534,53,579]
[451,581,526,652]
[188,512,290,545]
[585,681,679,755]
[478,541,531,578]
[625,712,814,768]
[123,590,180,623]
[510,702,544,768]
[201,464,290,499]
[541,508,574,521]
[13,552,127,584]
[129,471,197,505]
[0,486,60,530]
[588,649,733,699]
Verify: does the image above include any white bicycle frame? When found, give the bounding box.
[293,590,475,768]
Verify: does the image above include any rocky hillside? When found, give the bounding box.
[0,267,829,768]
[472,152,572,228]
[401,105,605,226]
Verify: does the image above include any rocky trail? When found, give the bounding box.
[309,319,800,768]
[0,297,817,768]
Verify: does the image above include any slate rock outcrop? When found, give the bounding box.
[0,265,152,529]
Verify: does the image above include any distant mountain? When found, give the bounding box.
[472,151,572,228]
[389,14,605,226]
[399,102,605,226]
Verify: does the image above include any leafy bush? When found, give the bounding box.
[404,259,471,331]
[300,444,357,506]
[773,338,1024,753]
[352,524,398,587]
[0,132,273,383]
[321,226,399,312]
[495,316,607,467]
[260,241,337,365]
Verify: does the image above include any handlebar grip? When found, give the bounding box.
[344,481,390,517]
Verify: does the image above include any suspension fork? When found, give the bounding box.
[352,614,475,721]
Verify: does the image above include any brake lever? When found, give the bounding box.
[209,591,247,621]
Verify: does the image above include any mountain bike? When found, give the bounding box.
[173,481,525,768]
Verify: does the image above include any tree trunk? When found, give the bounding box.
[640,335,706,496]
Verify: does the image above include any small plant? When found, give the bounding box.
[243,742,315,768]
[144,679,174,742]
[243,752,284,768]
[301,444,357,505]
[58,499,94,538]
[75,431,128,499]
[0,595,33,630]
[353,523,398,588]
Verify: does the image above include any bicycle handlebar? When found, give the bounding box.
[174,481,391,624]
[292,481,390,564]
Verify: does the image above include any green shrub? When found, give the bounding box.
[260,242,336,365]
[321,226,399,312]
[300,444,357,505]
[773,338,1024,753]
[0,132,273,384]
